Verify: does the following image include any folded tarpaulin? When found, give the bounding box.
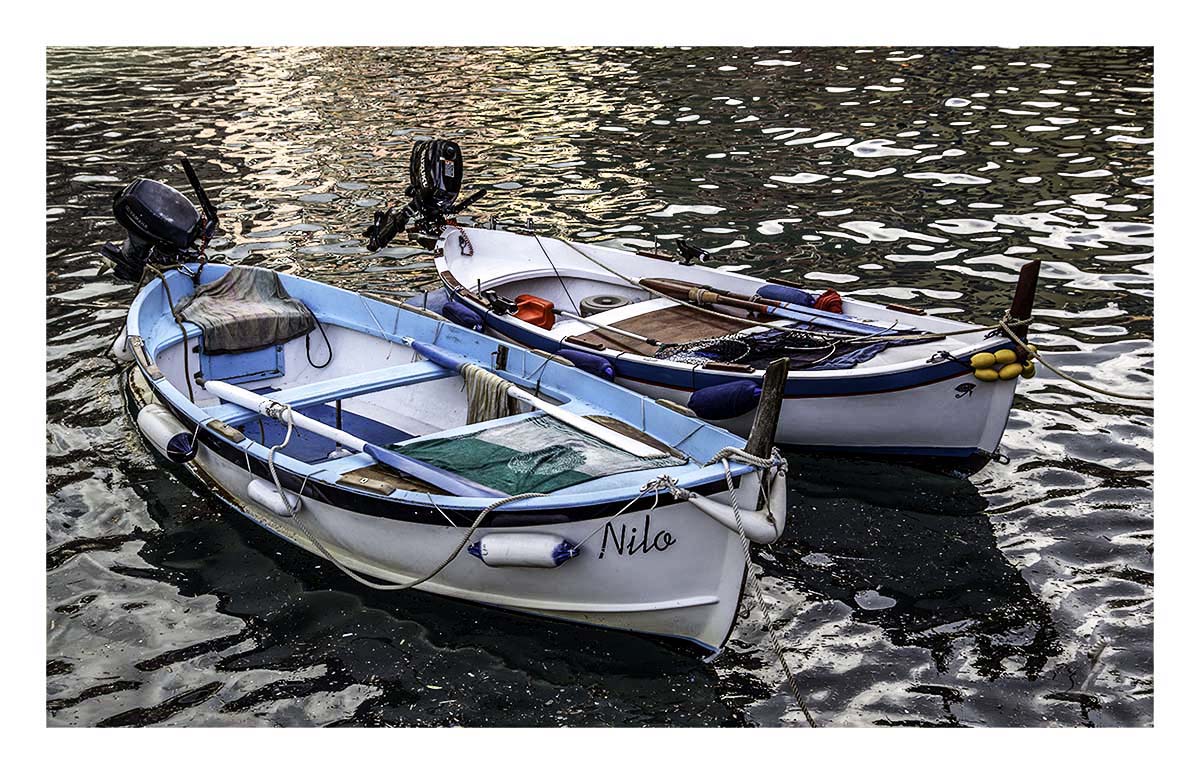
[174,266,316,354]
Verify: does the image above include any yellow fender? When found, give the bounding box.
[998,363,1023,380]
[974,368,1000,382]
[970,352,997,369]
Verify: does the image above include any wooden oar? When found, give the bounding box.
[200,378,504,498]
[553,307,668,347]
[402,339,669,459]
[640,277,900,337]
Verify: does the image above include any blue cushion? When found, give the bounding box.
[756,283,814,308]
[688,379,762,420]
[442,300,484,331]
[559,349,615,380]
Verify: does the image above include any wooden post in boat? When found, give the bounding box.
[1007,259,1041,353]
[744,357,789,459]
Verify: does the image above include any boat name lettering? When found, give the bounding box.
[598,513,676,558]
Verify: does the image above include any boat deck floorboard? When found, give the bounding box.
[572,304,754,355]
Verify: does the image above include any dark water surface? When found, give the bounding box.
[46,46,1153,727]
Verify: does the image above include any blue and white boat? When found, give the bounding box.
[365,139,1042,475]
[104,162,790,654]
[430,224,1041,474]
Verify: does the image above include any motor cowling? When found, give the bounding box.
[363,139,487,250]
[409,139,464,218]
[99,158,218,282]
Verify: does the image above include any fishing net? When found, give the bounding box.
[655,325,902,370]
[396,414,683,495]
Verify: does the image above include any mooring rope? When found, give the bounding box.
[719,457,817,727]
[995,316,1153,402]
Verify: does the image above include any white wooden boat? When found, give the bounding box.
[359,138,1041,475]
[103,162,791,654]
[428,224,1041,474]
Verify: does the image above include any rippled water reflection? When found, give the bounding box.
[47,46,1153,727]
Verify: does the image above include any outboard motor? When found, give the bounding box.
[99,158,218,281]
[363,139,488,250]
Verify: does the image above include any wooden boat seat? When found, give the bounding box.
[571,302,755,356]
[207,360,450,425]
[337,463,448,496]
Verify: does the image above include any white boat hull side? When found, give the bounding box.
[475,323,1017,460]
[616,372,1018,458]
[182,438,751,652]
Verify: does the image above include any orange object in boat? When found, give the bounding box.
[514,294,556,329]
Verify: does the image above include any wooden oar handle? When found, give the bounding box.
[641,278,769,315]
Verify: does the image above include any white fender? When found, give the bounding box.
[136,404,197,464]
[111,323,134,363]
[469,533,579,568]
[685,466,787,544]
[247,478,301,518]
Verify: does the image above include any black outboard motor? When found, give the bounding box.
[100,158,218,281]
[363,139,487,251]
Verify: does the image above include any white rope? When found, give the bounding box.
[720,458,816,727]
[996,316,1153,402]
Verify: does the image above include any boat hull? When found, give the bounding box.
[431,225,1029,472]
[126,369,751,654]
[464,301,1018,469]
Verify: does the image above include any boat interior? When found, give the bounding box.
[467,268,987,369]
[135,271,742,501]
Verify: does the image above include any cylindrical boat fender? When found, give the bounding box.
[111,323,134,363]
[468,533,579,568]
[684,466,787,544]
[136,404,197,464]
[247,478,300,518]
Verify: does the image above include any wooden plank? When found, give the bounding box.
[573,304,753,355]
[582,415,683,458]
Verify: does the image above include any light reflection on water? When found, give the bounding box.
[47,46,1152,727]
